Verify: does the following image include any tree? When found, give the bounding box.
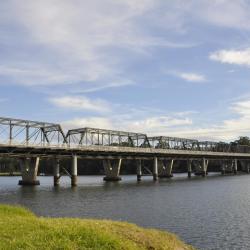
[233,136,250,146]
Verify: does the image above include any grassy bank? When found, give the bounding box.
[0,172,21,176]
[0,204,195,250]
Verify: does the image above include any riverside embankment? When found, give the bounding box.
[0,204,194,250]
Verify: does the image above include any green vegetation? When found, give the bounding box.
[0,204,194,250]
[0,172,21,176]
[233,136,250,146]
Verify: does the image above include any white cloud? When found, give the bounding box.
[192,0,250,30]
[135,101,250,141]
[63,117,113,130]
[62,115,192,135]
[168,71,206,82]
[178,72,206,82]
[210,48,250,66]
[0,65,79,86]
[70,80,135,94]
[231,99,250,115]
[164,98,250,141]
[62,111,194,136]
[0,0,196,89]
[60,96,250,142]
[49,96,110,112]
[122,116,192,134]
[140,1,250,33]
[2,0,249,90]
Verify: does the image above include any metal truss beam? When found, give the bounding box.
[0,117,67,147]
[148,136,199,150]
[0,117,250,156]
[66,127,150,147]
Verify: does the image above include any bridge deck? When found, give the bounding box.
[1,143,250,159]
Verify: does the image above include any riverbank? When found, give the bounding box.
[0,172,21,176]
[0,204,194,250]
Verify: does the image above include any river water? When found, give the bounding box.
[0,173,250,249]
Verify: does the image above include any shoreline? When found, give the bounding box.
[0,204,195,250]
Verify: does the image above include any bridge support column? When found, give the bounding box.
[233,159,237,175]
[71,155,78,186]
[136,159,142,181]
[153,157,158,181]
[202,158,208,177]
[188,160,192,178]
[221,162,226,175]
[239,160,248,173]
[103,158,122,181]
[18,157,40,185]
[53,159,60,186]
[246,163,250,174]
[158,159,174,178]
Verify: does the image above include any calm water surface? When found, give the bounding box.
[1,173,250,250]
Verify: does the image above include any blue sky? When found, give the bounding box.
[1,0,250,141]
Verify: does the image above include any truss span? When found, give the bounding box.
[0,117,250,156]
[0,117,67,147]
[66,127,150,148]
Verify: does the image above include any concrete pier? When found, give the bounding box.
[153,157,158,181]
[188,160,192,178]
[53,159,60,186]
[246,163,250,173]
[136,159,142,181]
[19,157,40,185]
[193,159,207,177]
[233,159,237,175]
[239,160,249,173]
[221,162,226,175]
[71,155,78,186]
[158,159,174,178]
[103,158,122,181]
[202,158,208,177]
[221,161,237,174]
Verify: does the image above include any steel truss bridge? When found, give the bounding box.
[0,116,249,159]
[0,116,250,186]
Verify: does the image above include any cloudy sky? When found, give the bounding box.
[1,0,250,141]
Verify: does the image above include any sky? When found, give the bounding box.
[1,0,250,141]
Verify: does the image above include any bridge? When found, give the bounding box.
[0,116,250,186]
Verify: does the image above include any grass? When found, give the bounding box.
[0,172,21,176]
[0,204,195,250]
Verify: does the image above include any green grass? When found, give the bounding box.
[0,172,21,176]
[0,204,195,250]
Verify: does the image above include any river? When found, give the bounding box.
[0,173,250,249]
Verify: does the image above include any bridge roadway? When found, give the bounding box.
[1,143,250,160]
[0,116,250,186]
